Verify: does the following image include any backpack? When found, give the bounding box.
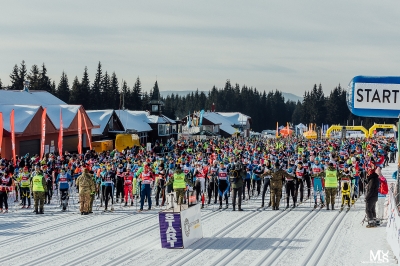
[378,176,388,195]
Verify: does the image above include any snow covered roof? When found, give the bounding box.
[147,115,176,124]
[0,90,66,105]
[203,112,236,135]
[115,110,152,133]
[45,105,82,129]
[86,110,114,135]
[0,105,41,133]
[217,112,251,126]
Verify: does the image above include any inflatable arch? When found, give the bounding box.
[368,124,397,138]
[325,125,369,138]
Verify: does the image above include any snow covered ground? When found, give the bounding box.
[1,163,398,266]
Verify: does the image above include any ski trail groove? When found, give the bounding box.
[0,213,70,233]
[0,215,90,246]
[165,210,290,266]
[23,214,155,266]
[75,210,222,266]
[301,210,347,266]
[250,208,320,266]
[0,213,139,264]
[213,209,314,266]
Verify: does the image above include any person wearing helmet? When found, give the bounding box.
[311,157,325,208]
[217,161,230,209]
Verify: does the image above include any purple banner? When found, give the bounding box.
[159,212,183,248]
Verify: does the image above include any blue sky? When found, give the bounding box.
[1,0,400,96]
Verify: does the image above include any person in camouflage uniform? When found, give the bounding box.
[76,167,95,215]
[30,170,47,214]
[270,162,292,210]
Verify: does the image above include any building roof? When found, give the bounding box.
[45,105,83,129]
[217,112,251,126]
[202,112,236,135]
[0,90,66,105]
[115,110,152,133]
[86,110,115,135]
[147,115,175,124]
[0,105,41,133]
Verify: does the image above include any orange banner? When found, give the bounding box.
[77,108,82,154]
[82,111,92,150]
[58,108,63,157]
[0,112,3,154]
[10,110,16,165]
[40,108,46,159]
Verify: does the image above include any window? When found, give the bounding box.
[152,105,159,112]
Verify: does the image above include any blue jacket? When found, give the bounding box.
[56,173,72,190]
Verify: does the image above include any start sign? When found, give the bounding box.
[347,76,400,118]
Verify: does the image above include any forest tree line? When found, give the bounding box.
[0,61,395,132]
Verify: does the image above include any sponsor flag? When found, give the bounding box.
[78,108,82,154]
[40,108,46,159]
[10,110,16,165]
[0,112,3,154]
[58,108,63,157]
[82,111,92,150]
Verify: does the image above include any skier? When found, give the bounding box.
[155,163,166,207]
[311,157,325,208]
[251,159,262,196]
[365,161,380,228]
[18,166,32,208]
[295,161,306,204]
[123,171,134,206]
[285,167,297,208]
[207,160,219,205]
[103,171,115,212]
[139,163,154,211]
[339,164,353,210]
[43,166,53,204]
[217,161,230,209]
[115,164,125,203]
[0,172,12,213]
[193,161,206,204]
[230,159,244,211]
[30,170,47,214]
[56,168,72,211]
[260,160,272,208]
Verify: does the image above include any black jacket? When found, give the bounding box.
[365,172,379,202]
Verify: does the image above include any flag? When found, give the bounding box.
[10,110,16,165]
[82,111,92,150]
[78,108,82,154]
[199,110,204,126]
[0,112,3,154]
[40,108,46,159]
[58,108,63,157]
[276,122,278,137]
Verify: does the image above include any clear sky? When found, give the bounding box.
[1,0,400,96]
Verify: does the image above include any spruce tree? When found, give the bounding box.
[151,80,160,100]
[69,76,81,105]
[56,71,70,103]
[27,64,40,90]
[90,62,102,109]
[80,67,91,109]
[100,72,111,109]
[0,78,3,90]
[39,63,54,93]
[110,72,119,109]
[9,64,20,90]
[132,76,143,110]
[18,60,27,90]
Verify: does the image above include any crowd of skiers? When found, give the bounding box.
[0,135,397,227]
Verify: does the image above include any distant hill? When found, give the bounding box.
[159,90,302,102]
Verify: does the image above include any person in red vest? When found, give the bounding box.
[139,163,154,211]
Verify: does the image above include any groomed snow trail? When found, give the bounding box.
[0,163,398,266]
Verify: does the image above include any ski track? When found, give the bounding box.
[1,162,399,266]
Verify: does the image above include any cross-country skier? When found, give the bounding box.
[56,168,72,211]
[0,172,12,213]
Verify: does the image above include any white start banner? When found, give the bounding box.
[354,83,400,110]
[180,204,203,248]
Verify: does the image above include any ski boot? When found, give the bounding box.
[124,202,127,207]
[238,206,243,211]
[314,203,318,209]
[331,204,335,210]
[286,204,290,209]
[233,206,236,211]
[131,201,133,206]
[3,209,8,213]
[225,204,229,209]
[219,205,222,209]
[260,203,264,208]
[366,220,376,228]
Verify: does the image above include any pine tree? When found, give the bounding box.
[132,76,143,110]
[120,80,130,110]
[100,72,111,109]
[18,60,27,90]
[90,62,102,110]
[9,64,20,90]
[151,81,160,100]
[69,76,81,105]
[39,63,54,93]
[27,64,40,90]
[56,71,70,103]
[80,67,91,109]
[142,91,150,110]
[110,72,119,109]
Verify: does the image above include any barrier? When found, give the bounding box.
[325,125,369,138]
[369,124,397,138]
[386,190,400,264]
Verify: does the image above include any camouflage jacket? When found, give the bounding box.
[76,173,95,195]
[270,169,291,190]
